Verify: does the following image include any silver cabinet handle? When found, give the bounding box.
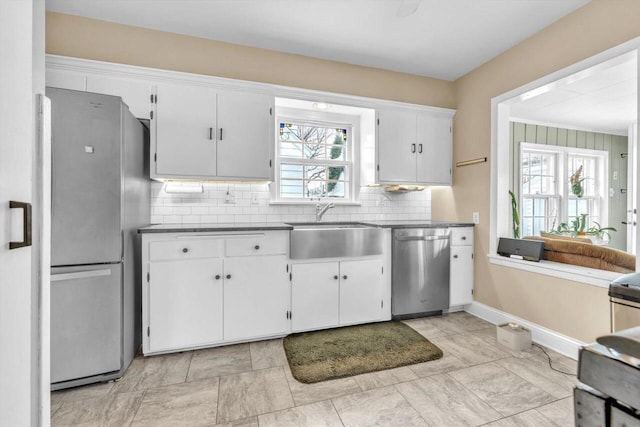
[182,248,189,253]
[333,275,339,280]
[215,274,221,280]
[209,127,213,140]
[226,274,231,279]
[254,245,260,250]
[219,128,223,141]
[461,236,467,240]
[453,254,459,259]
[418,144,423,153]
[51,269,112,282]
[411,143,416,153]
[343,275,348,280]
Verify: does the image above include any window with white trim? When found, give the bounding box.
[519,143,608,237]
[273,107,360,203]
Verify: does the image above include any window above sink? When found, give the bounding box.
[271,98,376,205]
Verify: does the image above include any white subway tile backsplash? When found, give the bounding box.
[149,181,431,224]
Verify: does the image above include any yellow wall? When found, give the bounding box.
[46,2,640,343]
[432,0,640,343]
[46,12,454,109]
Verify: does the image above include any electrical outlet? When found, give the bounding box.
[472,212,480,224]
[251,193,260,205]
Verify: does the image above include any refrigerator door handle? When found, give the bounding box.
[9,201,32,249]
[395,235,449,242]
[51,269,112,282]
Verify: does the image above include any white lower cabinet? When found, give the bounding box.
[142,231,390,355]
[449,227,474,307]
[223,256,289,341]
[148,258,223,353]
[339,259,384,325]
[291,258,385,332]
[142,231,290,355]
[291,262,340,332]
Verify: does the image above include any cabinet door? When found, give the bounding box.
[339,260,384,325]
[86,74,152,119]
[46,69,85,91]
[377,110,417,183]
[450,246,474,306]
[153,83,217,178]
[416,114,452,184]
[148,258,223,352]
[291,262,340,332]
[223,256,289,341]
[216,91,273,179]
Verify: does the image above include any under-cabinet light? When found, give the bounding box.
[162,182,204,194]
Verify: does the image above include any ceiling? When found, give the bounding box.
[46,0,590,81]
[510,50,638,135]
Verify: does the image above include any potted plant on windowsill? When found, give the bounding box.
[586,222,617,245]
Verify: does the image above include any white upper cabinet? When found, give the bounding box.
[216,91,273,180]
[152,83,218,178]
[377,110,417,183]
[46,68,86,91]
[151,84,274,181]
[377,109,453,185]
[86,75,152,120]
[416,113,452,185]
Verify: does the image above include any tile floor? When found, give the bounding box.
[51,312,578,426]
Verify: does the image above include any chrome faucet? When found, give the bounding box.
[315,202,335,222]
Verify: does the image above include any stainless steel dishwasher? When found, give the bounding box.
[392,228,450,319]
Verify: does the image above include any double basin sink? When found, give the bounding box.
[287,222,385,259]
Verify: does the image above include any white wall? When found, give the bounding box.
[151,184,431,224]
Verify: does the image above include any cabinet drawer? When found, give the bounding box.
[149,239,222,261]
[451,227,473,246]
[225,235,287,257]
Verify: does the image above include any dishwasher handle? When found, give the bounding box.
[395,235,450,242]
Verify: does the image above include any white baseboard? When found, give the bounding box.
[465,301,585,360]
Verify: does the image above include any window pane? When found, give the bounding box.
[280,141,303,158]
[280,164,303,180]
[305,165,326,181]
[305,180,326,198]
[280,180,303,198]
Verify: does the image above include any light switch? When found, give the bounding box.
[472,212,480,224]
[84,146,94,153]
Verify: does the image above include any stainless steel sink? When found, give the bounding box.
[287,222,385,259]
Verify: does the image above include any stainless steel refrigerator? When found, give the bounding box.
[48,87,149,390]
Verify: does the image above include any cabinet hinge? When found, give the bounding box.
[147,327,150,337]
[154,153,157,162]
[150,110,154,120]
[147,272,150,282]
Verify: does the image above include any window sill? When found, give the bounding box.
[268,200,362,206]
[488,253,620,289]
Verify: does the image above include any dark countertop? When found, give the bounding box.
[138,220,473,233]
[363,220,474,228]
[138,223,294,233]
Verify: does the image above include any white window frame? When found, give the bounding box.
[519,143,608,237]
[490,39,640,288]
[271,107,361,204]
